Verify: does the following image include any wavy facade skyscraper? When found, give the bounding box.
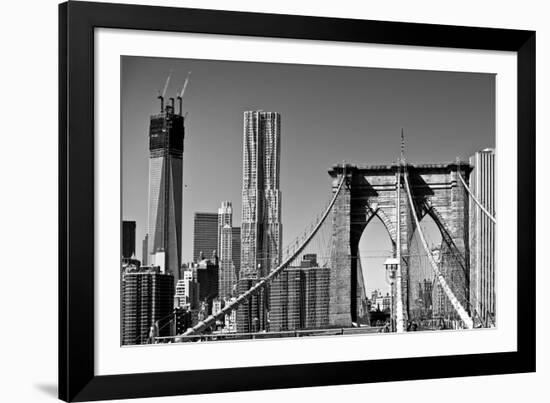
[147,100,185,281]
[241,111,282,278]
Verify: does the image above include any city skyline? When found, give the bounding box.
[122,56,495,295]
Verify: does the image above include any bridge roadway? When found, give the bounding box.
[156,326,390,343]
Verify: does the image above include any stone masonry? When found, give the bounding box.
[328,163,471,327]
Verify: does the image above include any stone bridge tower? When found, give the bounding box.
[329,162,471,327]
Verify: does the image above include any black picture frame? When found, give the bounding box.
[59,1,536,401]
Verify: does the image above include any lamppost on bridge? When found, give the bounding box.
[384,258,399,332]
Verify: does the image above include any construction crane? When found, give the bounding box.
[157,70,173,111]
[177,71,192,115]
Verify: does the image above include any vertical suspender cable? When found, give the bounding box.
[395,166,405,333]
[403,171,474,329]
[183,168,347,336]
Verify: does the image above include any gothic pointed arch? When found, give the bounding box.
[365,204,397,247]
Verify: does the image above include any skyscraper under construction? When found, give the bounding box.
[240,111,282,278]
[147,93,185,280]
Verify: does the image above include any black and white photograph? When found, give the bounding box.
[1,0,544,402]
[121,56,497,345]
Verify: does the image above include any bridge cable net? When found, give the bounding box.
[271,198,335,331]
[407,223,439,327]
[407,222,476,329]
[455,177,492,327]
[133,308,177,344]
[402,171,474,329]
[182,173,347,336]
[457,173,496,224]
[424,199,479,322]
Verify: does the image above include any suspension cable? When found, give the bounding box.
[457,173,496,224]
[403,171,474,329]
[183,169,348,336]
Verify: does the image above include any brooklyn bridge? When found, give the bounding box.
[151,151,495,342]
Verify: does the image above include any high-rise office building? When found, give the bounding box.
[232,227,241,276]
[236,278,268,333]
[193,212,218,262]
[141,234,149,266]
[218,201,238,298]
[121,266,174,345]
[122,221,136,259]
[174,266,198,309]
[241,111,282,278]
[469,148,496,326]
[270,268,302,331]
[302,266,330,329]
[174,269,195,306]
[269,257,330,332]
[218,201,233,243]
[147,98,185,280]
[175,279,187,307]
[195,253,219,303]
[193,209,240,277]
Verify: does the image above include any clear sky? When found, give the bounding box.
[121,56,494,294]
